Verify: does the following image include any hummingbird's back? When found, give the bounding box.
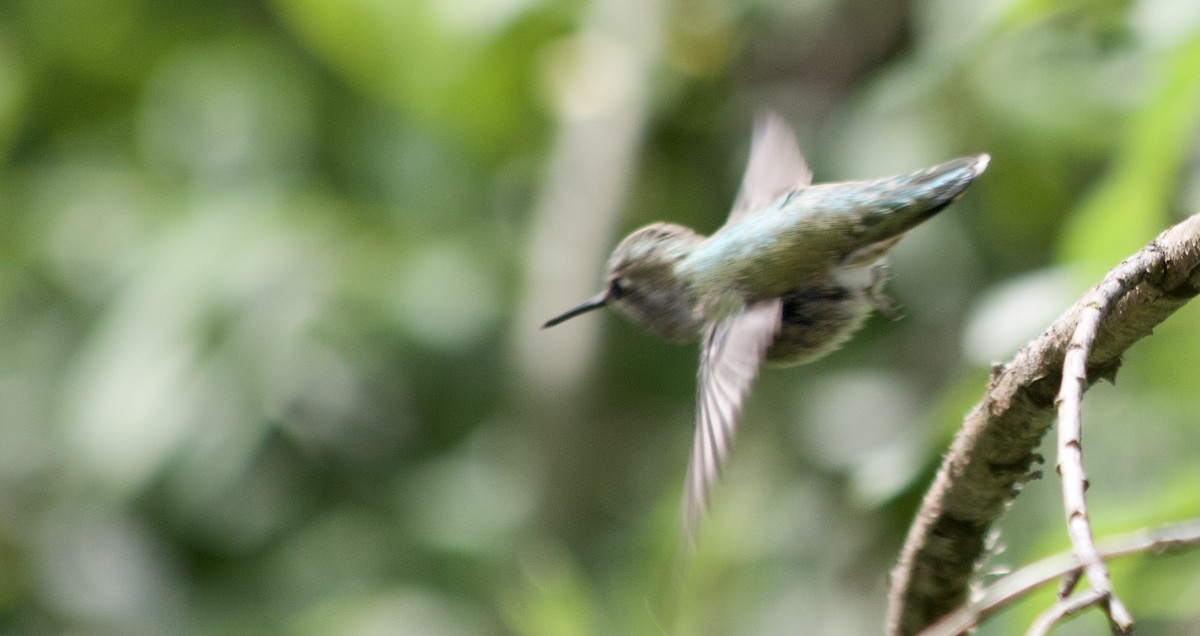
[683,154,990,305]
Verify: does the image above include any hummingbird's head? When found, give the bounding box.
[543,222,706,342]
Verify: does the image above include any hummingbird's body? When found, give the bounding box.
[544,113,989,539]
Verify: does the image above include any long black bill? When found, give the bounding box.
[542,291,609,328]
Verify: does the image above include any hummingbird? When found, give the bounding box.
[543,112,988,541]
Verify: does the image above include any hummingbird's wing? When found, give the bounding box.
[727,112,812,224]
[683,299,781,541]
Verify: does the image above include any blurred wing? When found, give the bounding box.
[682,300,781,541]
[727,112,812,224]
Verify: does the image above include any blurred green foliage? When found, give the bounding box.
[0,0,1197,634]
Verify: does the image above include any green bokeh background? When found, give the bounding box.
[0,0,1198,634]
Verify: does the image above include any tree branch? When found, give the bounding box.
[887,213,1200,636]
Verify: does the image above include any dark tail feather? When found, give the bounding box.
[840,153,990,240]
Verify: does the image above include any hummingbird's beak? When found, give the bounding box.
[542,291,609,328]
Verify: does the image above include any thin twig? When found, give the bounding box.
[1055,264,1146,632]
[918,517,1200,636]
[1026,589,1106,636]
[1056,569,1082,599]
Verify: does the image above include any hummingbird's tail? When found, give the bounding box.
[776,153,989,258]
[902,153,990,218]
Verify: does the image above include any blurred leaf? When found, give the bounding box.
[1060,32,1200,277]
[294,587,491,636]
[270,0,563,154]
[503,547,598,636]
[0,30,26,156]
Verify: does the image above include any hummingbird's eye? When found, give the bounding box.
[610,277,629,298]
